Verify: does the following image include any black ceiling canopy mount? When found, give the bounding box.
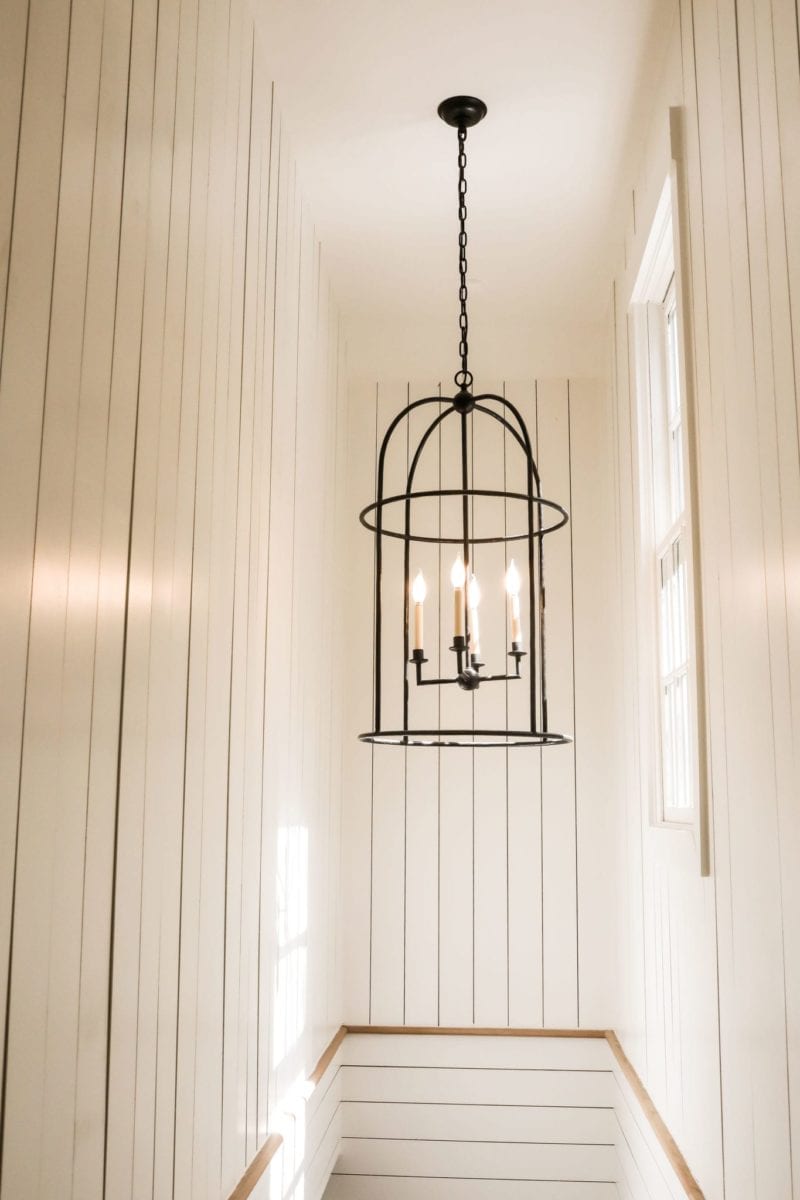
[437,95,488,128]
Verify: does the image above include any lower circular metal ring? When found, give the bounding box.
[358,729,572,748]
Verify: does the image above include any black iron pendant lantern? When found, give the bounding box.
[358,97,572,748]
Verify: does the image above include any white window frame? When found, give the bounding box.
[630,168,708,853]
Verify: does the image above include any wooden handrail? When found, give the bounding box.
[226,1025,347,1200]
[308,1024,347,1085]
[606,1030,705,1199]
[227,1135,283,1200]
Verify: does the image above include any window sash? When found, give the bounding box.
[634,290,697,827]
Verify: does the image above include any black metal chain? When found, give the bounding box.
[455,126,473,391]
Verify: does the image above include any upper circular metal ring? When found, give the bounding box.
[359,487,569,544]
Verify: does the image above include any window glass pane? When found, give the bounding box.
[665,283,684,522]
[658,534,692,810]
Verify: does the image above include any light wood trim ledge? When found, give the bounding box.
[606,1030,705,1200]
[346,1024,607,1038]
[227,1134,284,1200]
[226,1025,347,1200]
[309,1024,348,1085]
[228,1024,705,1200]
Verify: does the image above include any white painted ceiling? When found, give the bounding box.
[260,0,671,379]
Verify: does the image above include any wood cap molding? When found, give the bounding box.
[226,1025,347,1200]
[226,1134,283,1200]
[606,1030,705,1199]
[345,1024,607,1038]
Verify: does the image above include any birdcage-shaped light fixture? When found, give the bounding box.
[358,97,572,748]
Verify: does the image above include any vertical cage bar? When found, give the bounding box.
[403,407,412,733]
[538,534,547,732]
[374,450,385,733]
[460,411,471,649]
[526,446,537,733]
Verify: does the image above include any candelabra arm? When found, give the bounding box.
[409,645,525,689]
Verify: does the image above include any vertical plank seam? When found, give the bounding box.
[258,101,280,1146]
[167,0,208,1182]
[150,0,201,1183]
[100,0,157,1177]
[470,405,476,1026]
[535,381,544,1028]
[220,19,253,1174]
[251,64,274,1161]
[402,383,409,1026]
[368,382,378,1025]
[567,381,579,1028]
[503,382,510,1029]
[70,0,123,1185]
[436,383,442,1028]
[236,33,257,1168]
[0,0,33,360]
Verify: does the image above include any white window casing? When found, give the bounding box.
[628,109,711,875]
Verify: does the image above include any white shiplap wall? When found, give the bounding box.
[611,1,800,1198]
[0,0,347,1193]
[342,378,617,1032]
[326,1033,618,1200]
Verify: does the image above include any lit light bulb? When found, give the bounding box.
[505,559,522,645]
[451,556,466,639]
[505,559,521,597]
[412,570,426,651]
[467,574,481,609]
